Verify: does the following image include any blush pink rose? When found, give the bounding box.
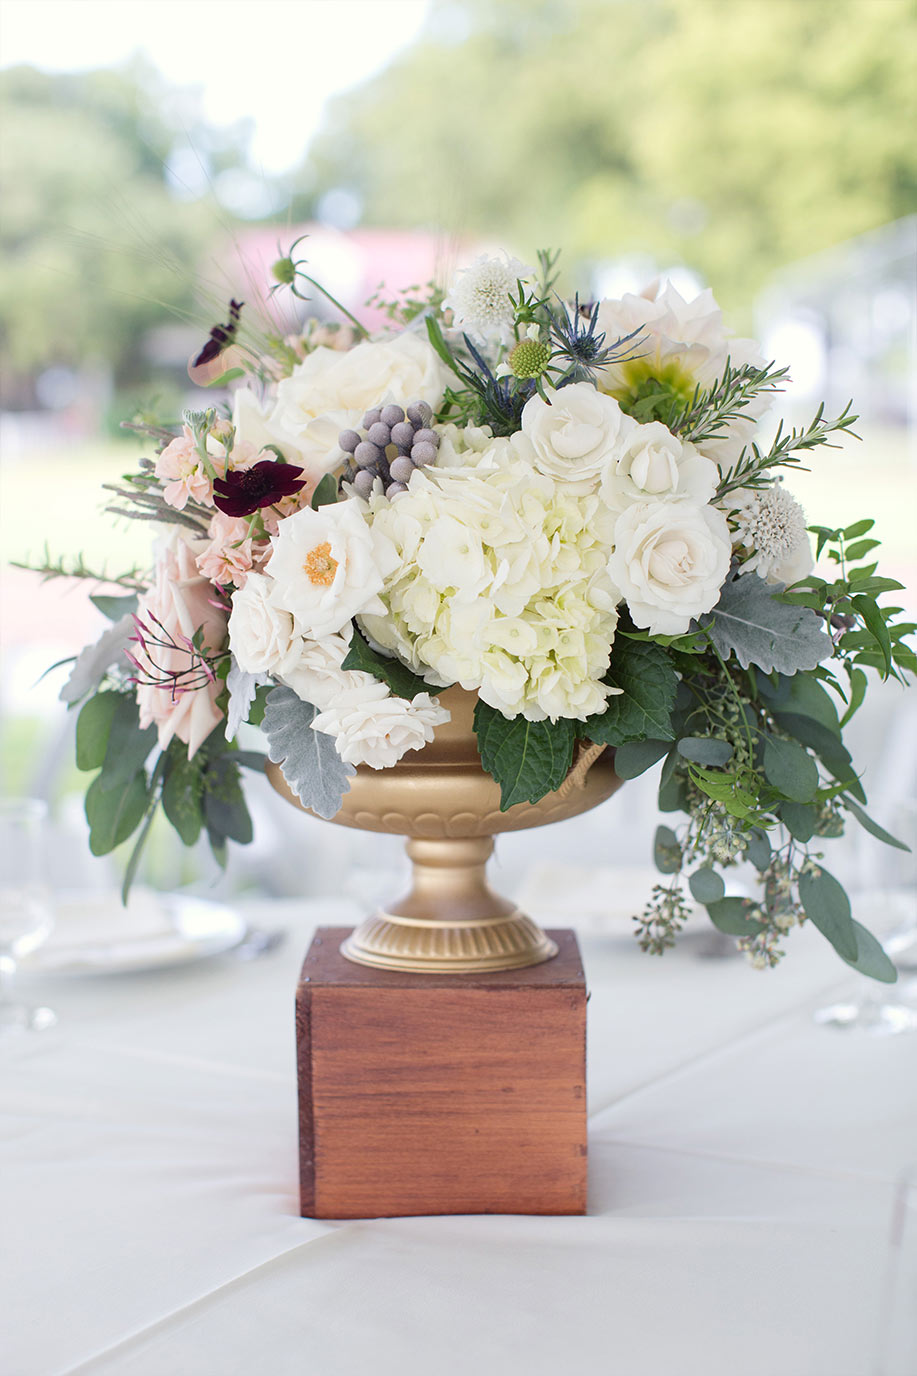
[134,531,228,757]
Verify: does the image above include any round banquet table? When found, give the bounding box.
[4,894,916,1376]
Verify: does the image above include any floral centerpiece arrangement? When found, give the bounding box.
[45,246,913,979]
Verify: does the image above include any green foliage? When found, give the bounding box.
[798,865,857,963]
[74,687,257,895]
[474,701,576,810]
[342,629,434,700]
[583,639,678,746]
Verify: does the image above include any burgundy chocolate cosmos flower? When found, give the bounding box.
[212,460,307,518]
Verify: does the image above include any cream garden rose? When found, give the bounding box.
[518,382,634,492]
[280,628,387,712]
[312,691,449,769]
[607,496,732,635]
[267,500,395,640]
[227,572,300,676]
[599,421,718,514]
[232,335,448,482]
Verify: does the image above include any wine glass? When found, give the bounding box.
[0,798,56,1035]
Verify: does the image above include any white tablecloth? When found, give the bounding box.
[5,896,916,1376]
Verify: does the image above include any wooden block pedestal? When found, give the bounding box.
[296,927,587,1219]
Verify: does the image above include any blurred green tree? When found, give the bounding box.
[0,63,246,404]
[302,0,917,315]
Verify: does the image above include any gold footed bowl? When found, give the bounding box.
[267,686,622,974]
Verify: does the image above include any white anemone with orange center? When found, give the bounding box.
[266,500,393,640]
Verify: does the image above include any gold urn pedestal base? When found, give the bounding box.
[339,835,558,975]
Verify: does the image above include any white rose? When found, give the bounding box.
[267,501,394,639]
[312,691,450,769]
[279,628,385,711]
[227,572,300,675]
[600,421,718,514]
[608,497,732,635]
[518,383,634,491]
[269,334,447,465]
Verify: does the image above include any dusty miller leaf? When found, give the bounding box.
[698,573,832,674]
[60,614,135,705]
[225,661,268,741]
[262,685,354,820]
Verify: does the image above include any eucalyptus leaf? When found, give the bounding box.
[474,702,576,810]
[843,798,910,852]
[761,673,840,734]
[779,801,817,842]
[98,695,157,793]
[60,615,135,706]
[162,748,204,846]
[613,738,672,780]
[653,825,682,874]
[677,737,734,766]
[762,735,819,802]
[689,866,726,904]
[840,920,898,984]
[706,897,764,936]
[657,767,688,813]
[745,827,772,871]
[698,572,832,674]
[85,768,149,856]
[89,593,139,622]
[76,691,122,771]
[772,711,863,800]
[262,686,354,820]
[798,866,858,962]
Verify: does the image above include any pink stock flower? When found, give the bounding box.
[133,531,228,757]
[154,426,213,510]
[196,511,259,588]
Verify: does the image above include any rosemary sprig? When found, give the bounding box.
[670,360,790,446]
[11,545,148,590]
[717,401,859,499]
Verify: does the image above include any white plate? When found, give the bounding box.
[23,889,247,976]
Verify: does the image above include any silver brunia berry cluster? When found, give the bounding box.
[338,402,441,499]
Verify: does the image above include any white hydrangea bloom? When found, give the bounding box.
[443,253,533,347]
[358,437,622,722]
[730,483,813,585]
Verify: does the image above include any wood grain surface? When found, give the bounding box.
[296,928,587,1219]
